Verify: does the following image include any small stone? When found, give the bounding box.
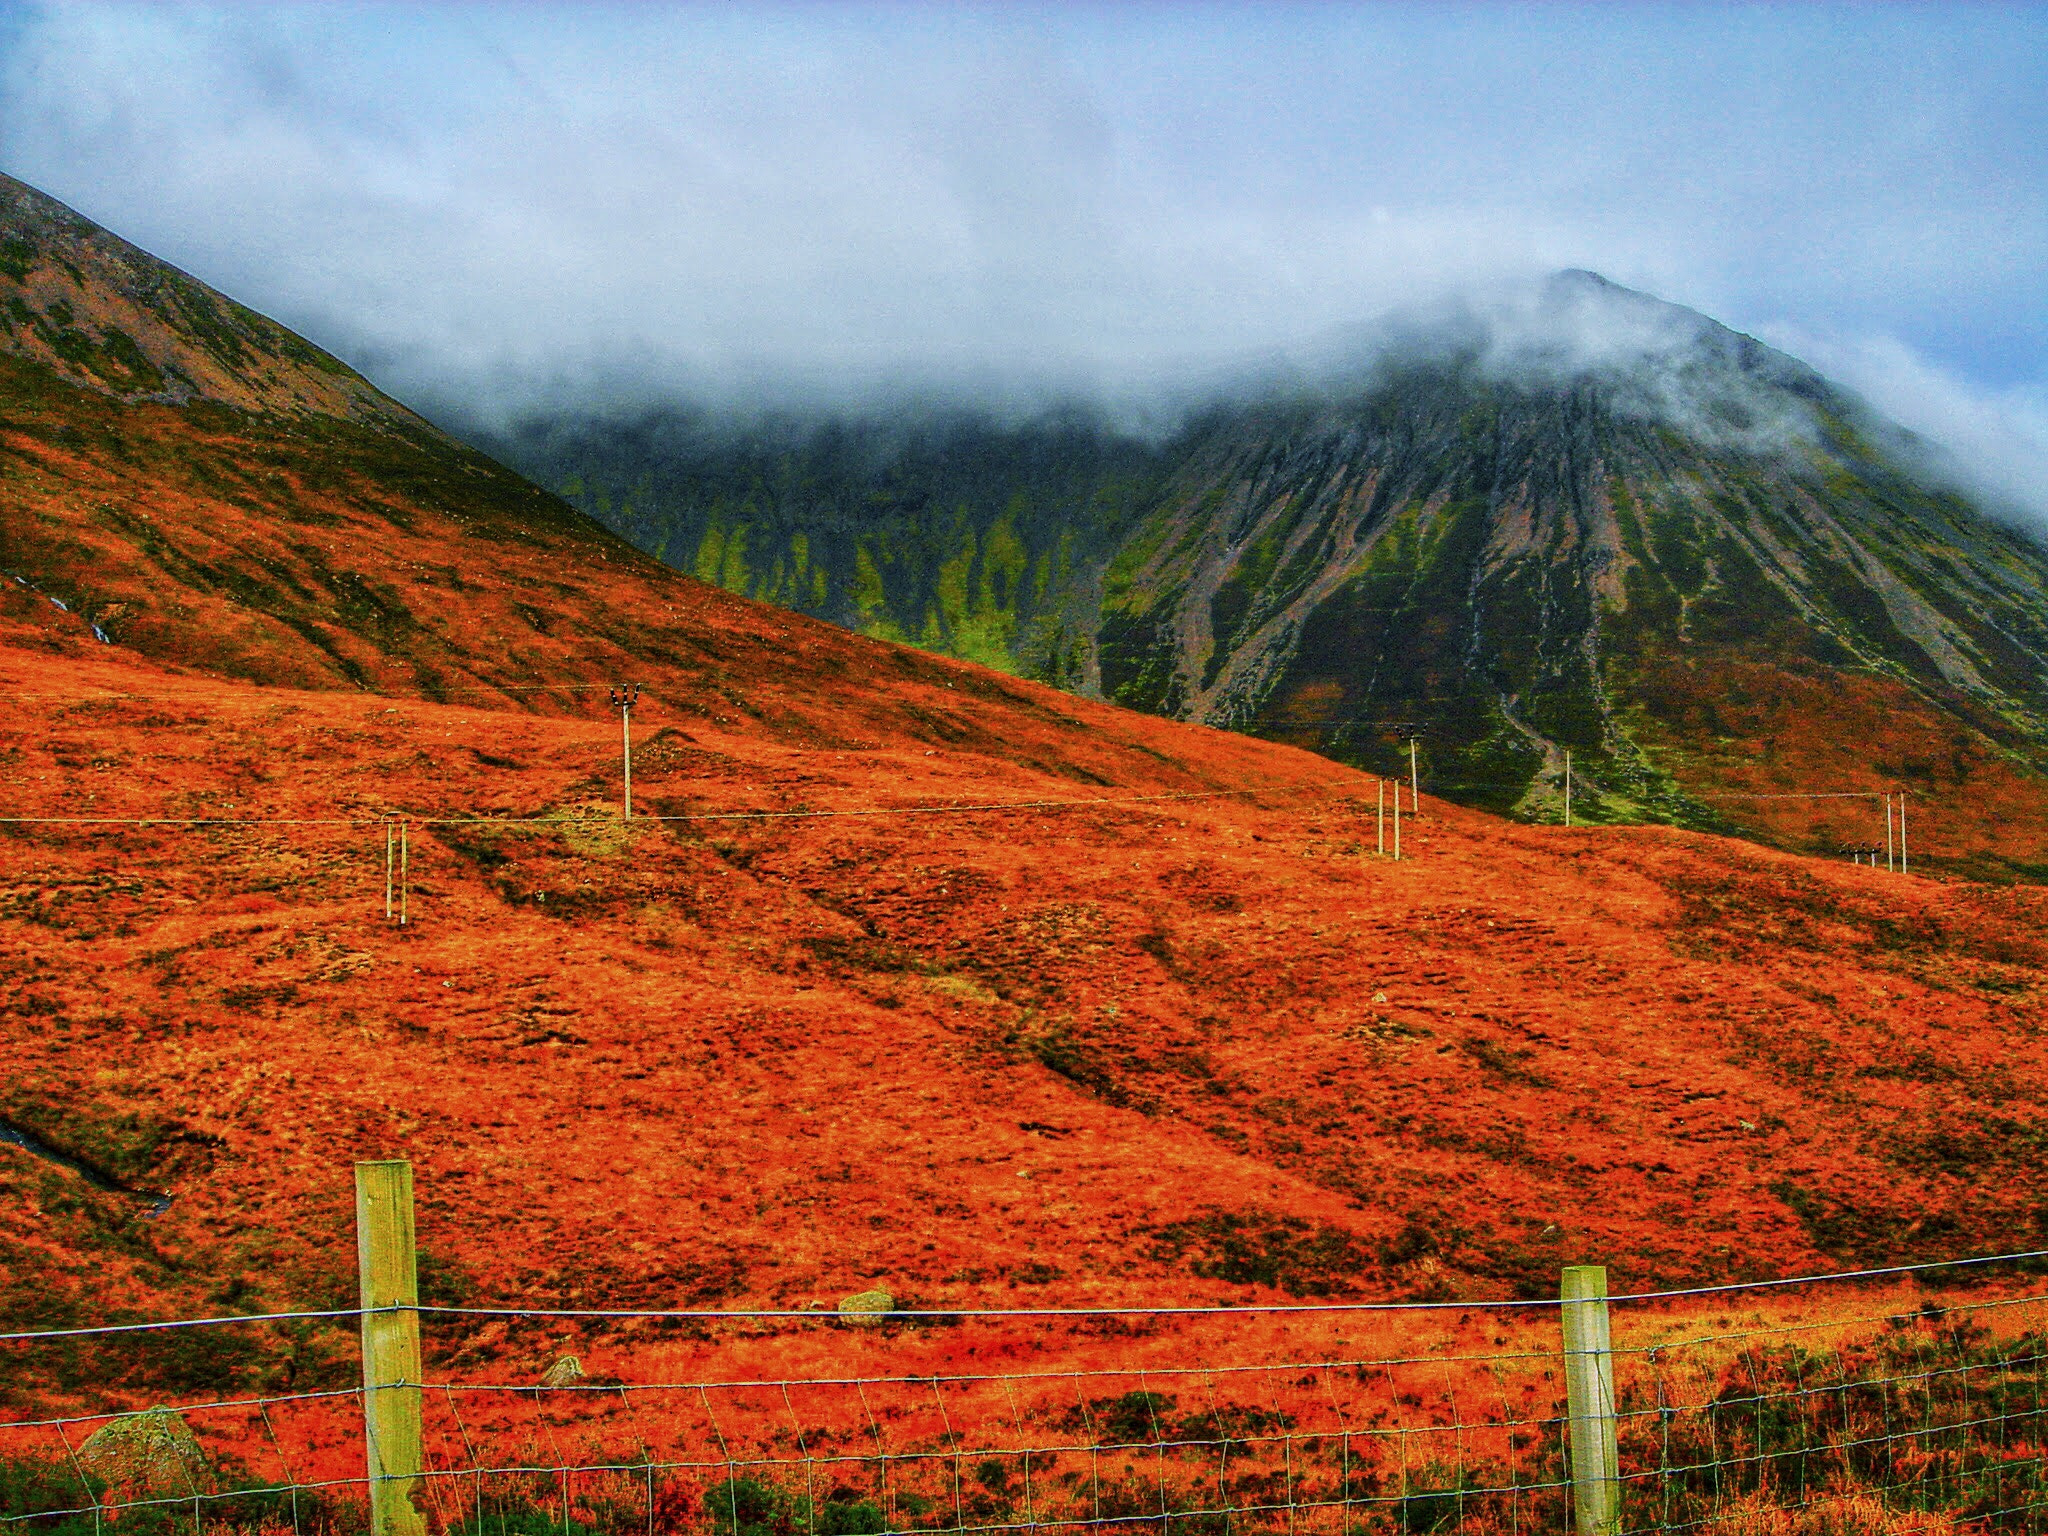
[537,1355,587,1388]
[1372,991,1388,1004]
[838,1287,894,1325]
[78,1408,210,1494]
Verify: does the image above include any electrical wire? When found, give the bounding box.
[4,1250,2044,1345]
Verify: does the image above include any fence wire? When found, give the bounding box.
[6,1280,2048,1536]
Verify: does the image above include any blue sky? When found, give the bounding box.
[1,2,2044,501]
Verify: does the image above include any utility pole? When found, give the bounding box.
[1899,795,1908,875]
[610,682,640,820]
[1376,778,1385,855]
[1564,749,1572,829]
[1885,794,1895,873]
[1386,722,1424,818]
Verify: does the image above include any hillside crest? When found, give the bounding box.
[0,172,399,420]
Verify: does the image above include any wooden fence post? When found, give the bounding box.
[357,1160,426,1536]
[1561,1264,1620,1536]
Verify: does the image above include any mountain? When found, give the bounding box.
[0,169,968,731]
[489,273,2048,879]
[7,172,2048,1425]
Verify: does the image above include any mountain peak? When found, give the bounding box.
[0,171,399,421]
[1546,266,1629,293]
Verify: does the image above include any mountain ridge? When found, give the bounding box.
[0,171,408,421]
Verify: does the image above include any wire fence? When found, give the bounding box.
[8,1259,2048,1536]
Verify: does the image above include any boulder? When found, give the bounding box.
[537,1355,587,1389]
[78,1408,209,1494]
[837,1288,894,1325]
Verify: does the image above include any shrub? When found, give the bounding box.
[0,1455,104,1536]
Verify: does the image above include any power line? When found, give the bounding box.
[5,1248,2044,1346]
[0,787,1310,832]
[412,1246,2048,1322]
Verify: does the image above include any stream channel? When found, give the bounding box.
[0,1117,174,1218]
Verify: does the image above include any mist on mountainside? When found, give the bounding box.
[468,267,2005,646]
[464,270,2027,519]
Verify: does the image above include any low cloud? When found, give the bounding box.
[1759,325,2048,524]
[0,2,2043,517]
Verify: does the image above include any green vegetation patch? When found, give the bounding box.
[1145,1206,1377,1295]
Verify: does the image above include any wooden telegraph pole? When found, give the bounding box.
[611,683,640,820]
[1387,722,1423,844]
[1564,749,1572,829]
[356,1160,426,1536]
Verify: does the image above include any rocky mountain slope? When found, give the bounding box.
[493,275,2048,879]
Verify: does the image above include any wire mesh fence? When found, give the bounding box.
[8,1274,2048,1536]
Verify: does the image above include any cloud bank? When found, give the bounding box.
[0,2,2043,508]
[1754,325,2048,524]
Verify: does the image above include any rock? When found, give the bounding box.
[837,1288,894,1325]
[537,1355,587,1388]
[78,1408,210,1494]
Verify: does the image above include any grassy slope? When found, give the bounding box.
[6,627,2048,1412]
